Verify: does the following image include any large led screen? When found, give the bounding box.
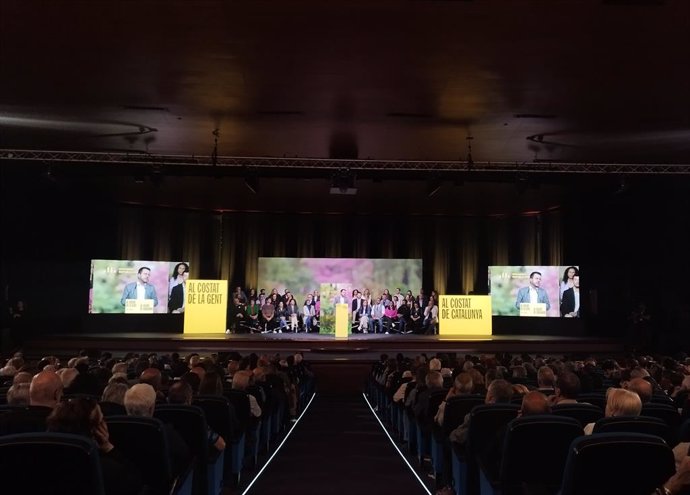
[89,259,190,314]
[488,265,581,317]
[257,257,423,303]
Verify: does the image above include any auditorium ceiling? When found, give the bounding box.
[1,0,689,215]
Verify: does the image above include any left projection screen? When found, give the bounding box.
[89,259,190,314]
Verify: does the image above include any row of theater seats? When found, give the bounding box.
[367,376,682,495]
[0,375,315,495]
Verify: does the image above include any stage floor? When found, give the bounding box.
[25,331,625,361]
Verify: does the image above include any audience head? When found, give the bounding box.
[168,381,193,405]
[199,371,223,395]
[181,371,201,393]
[555,372,581,400]
[425,370,443,389]
[486,379,513,404]
[124,383,156,417]
[520,391,551,416]
[47,398,107,447]
[231,370,253,391]
[101,382,128,405]
[453,372,474,395]
[626,377,653,403]
[605,387,642,417]
[30,371,64,408]
[537,366,556,388]
[139,368,162,391]
[7,382,30,406]
[13,371,33,385]
[429,358,442,371]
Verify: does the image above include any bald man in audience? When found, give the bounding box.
[0,371,64,435]
[626,377,653,404]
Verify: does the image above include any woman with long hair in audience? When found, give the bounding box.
[47,398,142,495]
[168,262,189,298]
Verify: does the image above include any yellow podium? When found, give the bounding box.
[334,303,349,339]
[183,280,228,334]
[124,299,154,314]
[519,303,547,317]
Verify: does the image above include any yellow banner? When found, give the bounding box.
[439,295,492,336]
[334,303,349,339]
[183,280,228,334]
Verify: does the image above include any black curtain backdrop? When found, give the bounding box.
[3,169,690,351]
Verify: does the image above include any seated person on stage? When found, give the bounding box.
[287,298,299,332]
[383,303,399,334]
[358,298,372,333]
[370,297,385,334]
[276,301,288,333]
[245,298,261,331]
[409,301,423,334]
[228,296,246,332]
[302,295,315,333]
[397,300,410,334]
[261,300,278,333]
[423,297,439,334]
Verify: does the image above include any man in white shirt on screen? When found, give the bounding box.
[514,271,550,310]
[120,266,159,307]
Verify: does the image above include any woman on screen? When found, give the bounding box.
[168,262,189,298]
[559,266,579,302]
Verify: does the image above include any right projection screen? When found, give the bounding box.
[488,266,580,318]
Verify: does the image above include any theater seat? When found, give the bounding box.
[592,415,673,446]
[480,415,582,495]
[107,415,193,495]
[552,403,604,428]
[559,433,674,495]
[0,432,105,495]
[155,404,225,495]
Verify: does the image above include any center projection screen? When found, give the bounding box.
[257,258,423,301]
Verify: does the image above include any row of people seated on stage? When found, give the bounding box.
[368,350,690,492]
[228,285,441,334]
[351,294,439,334]
[228,293,321,333]
[0,349,315,494]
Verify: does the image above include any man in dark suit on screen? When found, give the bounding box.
[560,275,580,318]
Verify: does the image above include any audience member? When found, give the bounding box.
[47,398,142,495]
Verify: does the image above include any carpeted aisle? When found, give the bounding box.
[244,394,430,495]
